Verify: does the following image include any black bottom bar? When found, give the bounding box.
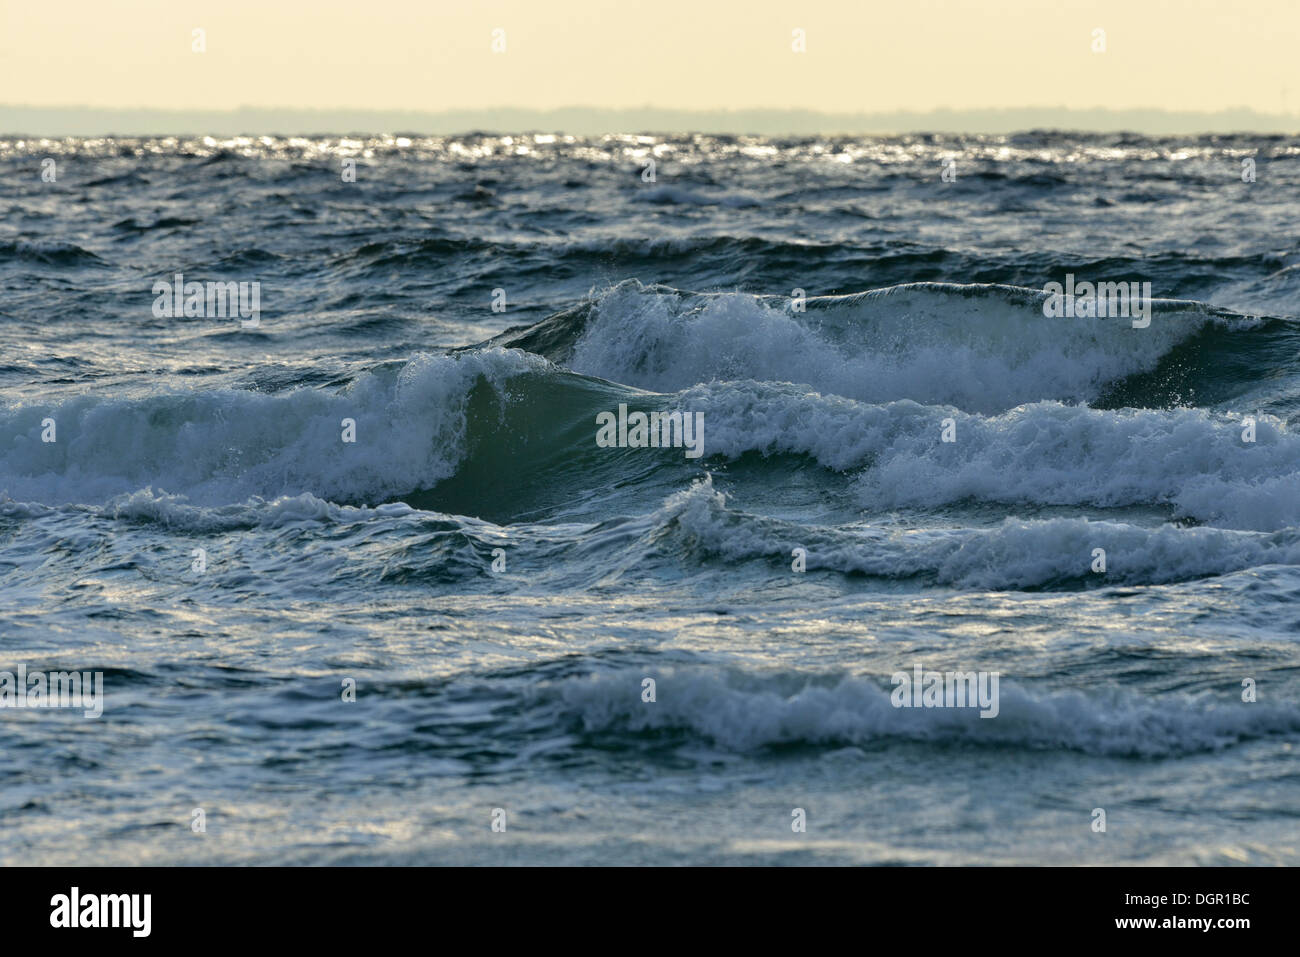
[0,866,1273,942]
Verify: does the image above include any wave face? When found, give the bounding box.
[3,132,1300,865]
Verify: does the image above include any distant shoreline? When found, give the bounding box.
[4,105,1298,137]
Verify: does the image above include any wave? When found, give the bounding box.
[1212,263,1300,320]
[112,216,200,233]
[0,239,106,267]
[4,279,1296,522]
[11,474,1300,592]
[553,666,1300,757]
[0,349,552,506]
[491,280,1270,413]
[642,477,1300,588]
[5,344,1300,530]
[679,384,1300,530]
[630,185,762,207]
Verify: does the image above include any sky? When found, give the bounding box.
[1,0,1296,117]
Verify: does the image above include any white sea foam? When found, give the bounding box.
[677,385,1300,530]
[652,477,1300,587]
[556,666,1300,756]
[570,282,1223,412]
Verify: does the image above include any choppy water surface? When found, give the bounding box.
[2,133,1299,864]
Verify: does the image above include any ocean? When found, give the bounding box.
[1,132,1298,865]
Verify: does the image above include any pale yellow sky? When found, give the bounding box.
[2,0,1294,115]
